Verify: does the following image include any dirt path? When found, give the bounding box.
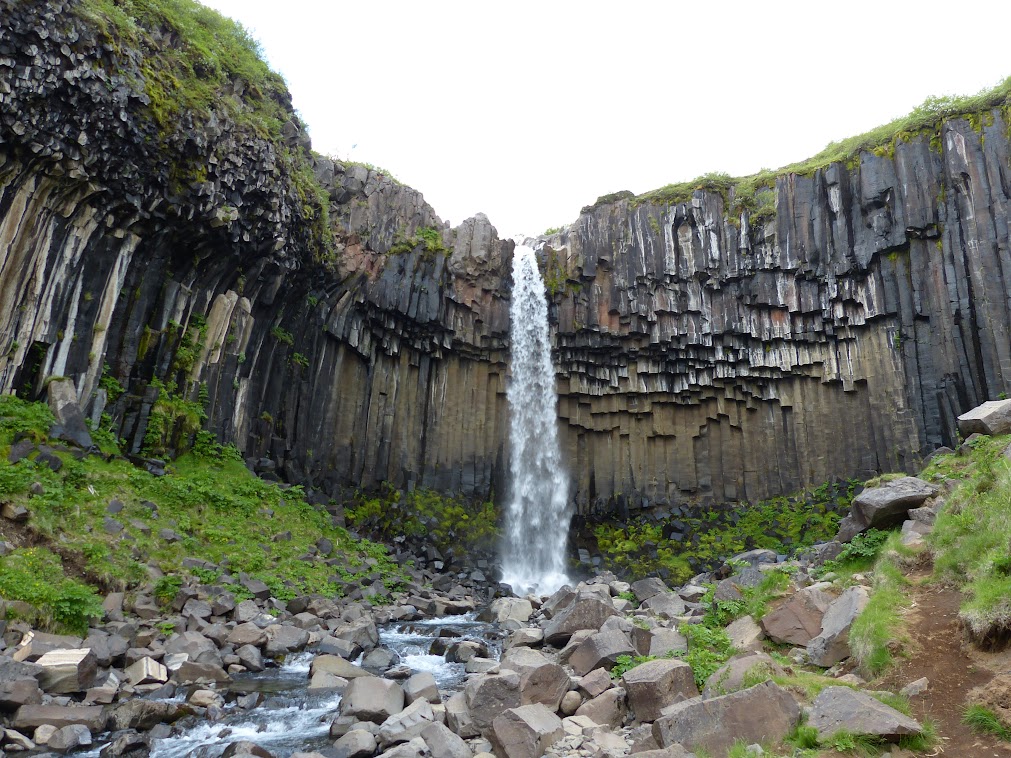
[877,572,1011,756]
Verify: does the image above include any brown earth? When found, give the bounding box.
[876,571,1011,757]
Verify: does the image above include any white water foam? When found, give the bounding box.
[501,244,571,595]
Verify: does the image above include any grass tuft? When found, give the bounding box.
[963,703,1011,740]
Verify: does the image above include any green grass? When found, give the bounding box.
[925,435,1011,644]
[346,485,498,559]
[677,621,735,689]
[848,532,915,677]
[963,703,1011,740]
[0,396,404,604]
[592,480,851,583]
[0,548,104,635]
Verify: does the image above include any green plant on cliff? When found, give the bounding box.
[0,548,104,635]
[387,226,447,259]
[346,486,499,557]
[141,378,206,457]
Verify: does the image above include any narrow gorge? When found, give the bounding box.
[2,0,1010,526]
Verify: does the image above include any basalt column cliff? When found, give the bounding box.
[1,2,1009,517]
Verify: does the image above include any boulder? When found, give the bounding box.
[957,399,1011,436]
[12,704,105,732]
[464,671,522,733]
[11,631,83,662]
[724,615,765,652]
[309,655,373,679]
[164,631,221,666]
[632,626,688,657]
[333,729,377,758]
[838,477,940,540]
[577,668,613,699]
[264,624,310,655]
[124,656,168,686]
[378,698,436,747]
[105,699,186,731]
[569,629,637,676]
[505,628,544,649]
[622,659,698,722]
[630,577,670,603]
[807,586,870,667]
[34,648,98,693]
[701,652,783,697]
[574,686,626,728]
[171,660,230,685]
[48,723,92,752]
[543,593,619,645]
[489,704,564,758]
[236,644,264,673]
[560,690,581,715]
[445,691,479,738]
[420,721,471,758]
[807,686,922,741]
[227,623,268,648]
[642,593,687,619]
[376,736,429,757]
[760,587,833,646]
[653,681,800,755]
[47,379,93,449]
[488,598,534,624]
[403,672,440,704]
[340,677,405,724]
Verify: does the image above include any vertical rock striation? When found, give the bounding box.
[1,0,1010,518]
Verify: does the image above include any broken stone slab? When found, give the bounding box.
[837,477,940,541]
[124,656,168,686]
[11,631,83,662]
[464,671,521,733]
[622,658,699,722]
[403,672,440,704]
[333,728,377,758]
[444,691,479,738]
[632,626,688,657]
[574,686,626,729]
[701,652,784,698]
[34,648,97,693]
[807,585,870,667]
[486,597,534,624]
[760,586,833,646]
[542,593,620,645]
[569,629,637,676]
[630,577,670,603]
[653,681,800,755]
[339,676,405,724]
[47,379,93,449]
[47,723,93,752]
[490,703,564,758]
[378,698,436,748]
[420,721,471,758]
[309,655,374,679]
[170,660,230,685]
[724,615,765,652]
[12,704,105,732]
[957,399,1011,436]
[807,686,922,741]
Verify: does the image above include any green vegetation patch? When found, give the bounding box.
[387,226,447,259]
[0,397,404,604]
[592,481,851,584]
[0,548,105,635]
[925,434,1011,645]
[963,703,1011,741]
[346,486,499,560]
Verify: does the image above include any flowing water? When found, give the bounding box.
[501,244,571,595]
[80,616,501,758]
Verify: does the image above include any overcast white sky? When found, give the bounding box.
[202,0,1011,237]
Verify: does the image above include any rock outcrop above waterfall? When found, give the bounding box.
[2,0,1011,516]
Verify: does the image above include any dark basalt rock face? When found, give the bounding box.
[1,1,1009,518]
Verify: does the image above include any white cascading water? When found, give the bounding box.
[501,244,571,595]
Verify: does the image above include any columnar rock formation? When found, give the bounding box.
[1,1,1009,517]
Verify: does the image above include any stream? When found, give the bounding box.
[83,613,501,757]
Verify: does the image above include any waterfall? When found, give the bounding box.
[501,244,571,595]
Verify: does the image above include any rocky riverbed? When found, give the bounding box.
[0,466,947,758]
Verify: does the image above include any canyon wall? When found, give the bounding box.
[1,1,1009,516]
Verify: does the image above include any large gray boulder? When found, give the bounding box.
[164,631,222,667]
[333,729,377,758]
[632,626,688,657]
[489,704,564,758]
[837,477,939,541]
[420,721,471,758]
[574,686,626,728]
[958,399,1011,436]
[760,586,833,646]
[653,681,800,755]
[500,649,569,711]
[339,677,405,724]
[464,671,522,733]
[807,686,922,741]
[630,577,670,603]
[12,704,105,732]
[403,672,440,704]
[701,652,783,698]
[543,593,620,645]
[807,586,870,667]
[377,698,436,748]
[642,593,687,619]
[622,659,698,722]
[47,379,93,449]
[569,629,636,676]
[309,655,373,679]
[487,598,534,624]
